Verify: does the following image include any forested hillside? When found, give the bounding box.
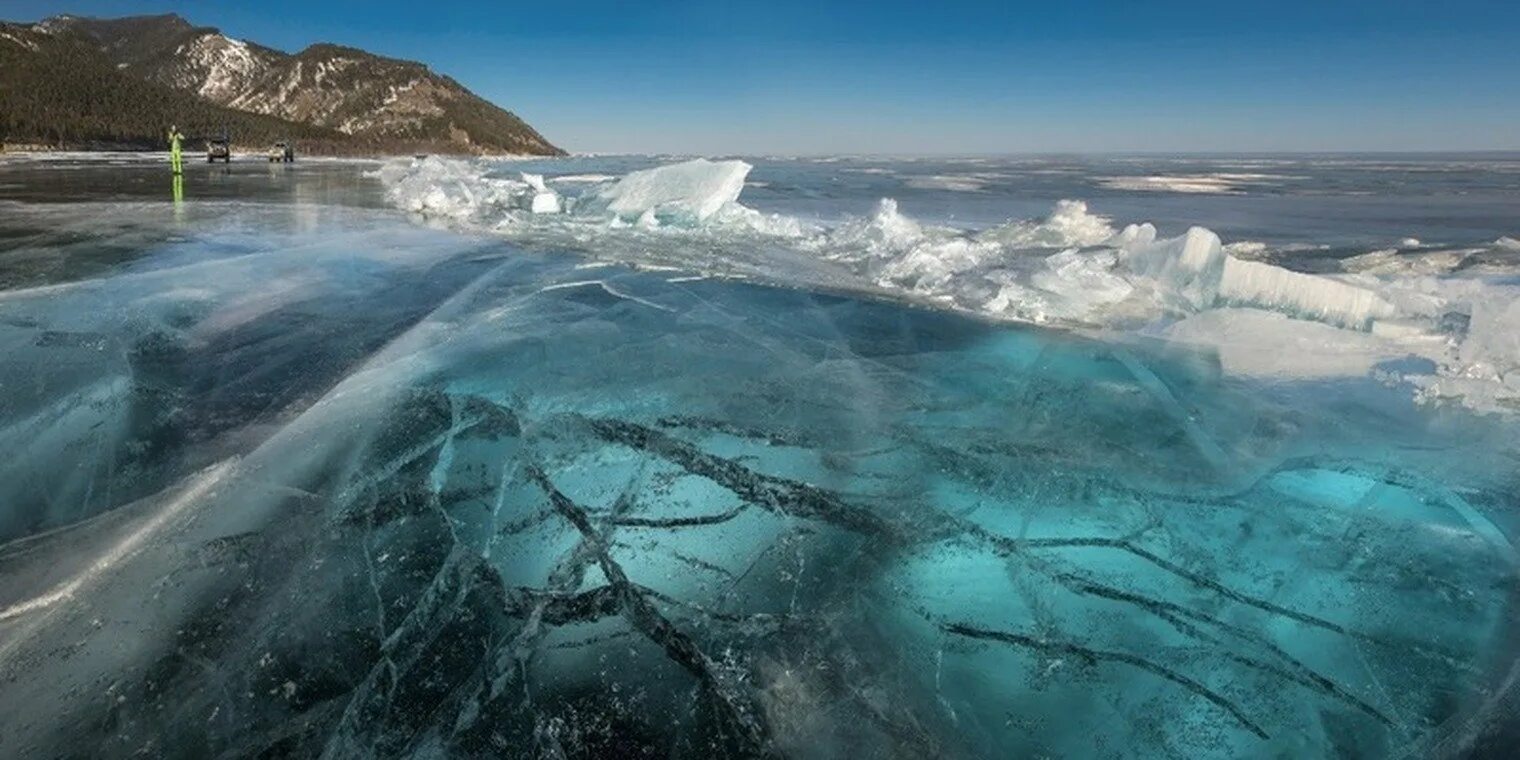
[0,14,563,155]
[0,22,339,149]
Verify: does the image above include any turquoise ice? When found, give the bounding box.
[0,155,1517,758]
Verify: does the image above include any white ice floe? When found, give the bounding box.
[1342,248,1474,276]
[594,158,750,222]
[1097,172,1301,194]
[1124,227,1228,310]
[521,173,562,214]
[1107,223,1158,248]
[903,175,992,192]
[1223,241,1269,258]
[1112,227,1395,329]
[1217,257,1396,329]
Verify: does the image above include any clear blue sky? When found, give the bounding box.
[5,0,1519,154]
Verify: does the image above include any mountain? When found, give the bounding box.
[41,14,288,103]
[0,20,344,151]
[1,13,562,155]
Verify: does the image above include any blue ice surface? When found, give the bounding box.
[0,164,1516,758]
[424,258,1518,759]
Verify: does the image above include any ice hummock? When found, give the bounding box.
[380,156,752,226]
[370,156,1520,414]
[378,157,564,220]
[1123,227,1397,329]
[1124,226,1227,310]
[595,158,751,222]
[379,156,516,219]
[1218,256,1396,329]
[521,172,562,214]
[980,199,1119,248]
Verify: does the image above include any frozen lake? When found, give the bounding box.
[0,152,1517,758]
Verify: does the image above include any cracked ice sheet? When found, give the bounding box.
[1,221,1517,759]
[0,202,509,540]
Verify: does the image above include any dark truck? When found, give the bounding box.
[207,136,231,163]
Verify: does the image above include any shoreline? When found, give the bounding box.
[0,148,560,161]
[0,141,565,159]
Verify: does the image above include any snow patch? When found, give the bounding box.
[1098,173,1300,194]
[0,29,40,51]
[1099,176,1242,194]
[182,33,266,102]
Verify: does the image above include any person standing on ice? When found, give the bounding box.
[168,125,184,175]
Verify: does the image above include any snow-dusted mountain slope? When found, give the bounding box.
[29,14,561,155]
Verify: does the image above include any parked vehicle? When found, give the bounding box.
[268,141,295,163]
[207,137,231,163]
